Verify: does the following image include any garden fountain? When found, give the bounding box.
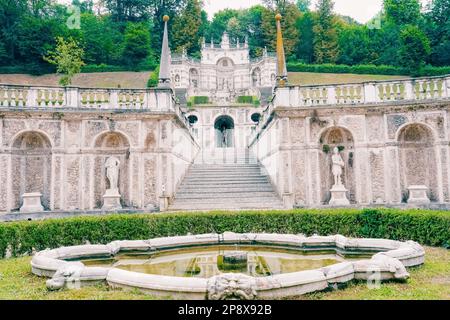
[31,233,425,300]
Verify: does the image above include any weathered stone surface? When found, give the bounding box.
[31,233,425,299]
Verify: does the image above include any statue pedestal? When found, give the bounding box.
[407,185,430,205]
[329,185,350,206]
[102,189,122,210]
[20,193,44,213]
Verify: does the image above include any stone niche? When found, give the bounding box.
[319,127,356,205]
[11,131,52,211]
[93,132,130,209]
[397,124,437,203]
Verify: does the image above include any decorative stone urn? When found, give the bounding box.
[329,184,350,206]
[407,185,430,205]
[20,193,44,213]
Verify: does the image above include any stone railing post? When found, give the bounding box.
[65,87,79,108]
[364,83,377,103]
[404,80,415,100]
[26,87,37,108]
[327,86,337,105]
[445,76,450,99]
[109,90,118,109]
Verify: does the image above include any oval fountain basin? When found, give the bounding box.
[82,246,357,278]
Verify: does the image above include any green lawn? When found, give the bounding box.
[0,246,448,300]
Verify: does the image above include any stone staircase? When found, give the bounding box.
[169,149,285,211]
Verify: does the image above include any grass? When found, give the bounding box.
[0,247,448,300]
[0,71,407,89]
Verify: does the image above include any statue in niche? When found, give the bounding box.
[105,156,120,191]
[331,147,345,186]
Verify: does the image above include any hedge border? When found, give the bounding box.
[0,209,450,257]
[0,208,449,258]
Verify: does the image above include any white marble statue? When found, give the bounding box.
[105,156,120,191]
[331,147,345,186]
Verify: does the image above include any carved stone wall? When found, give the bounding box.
[251,103,450,207]
[0,113,198,213]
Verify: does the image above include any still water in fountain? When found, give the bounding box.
[83,246,356,278]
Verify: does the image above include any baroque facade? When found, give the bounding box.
[0,15,449,215]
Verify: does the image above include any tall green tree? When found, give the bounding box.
[384,0,421,26]
[313,0,339,63]
[399,24,431,75]
[296,11,315,62]
[296,0,311,12]
[171,0,203,55]
[122,22,152,67]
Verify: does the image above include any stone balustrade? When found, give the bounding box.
[273,75,450,108]
[0,85,175,111]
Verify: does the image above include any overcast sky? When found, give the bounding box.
[203,0,430,23]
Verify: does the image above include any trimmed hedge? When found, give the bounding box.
[286,62,450,77]
[0,209,449,258]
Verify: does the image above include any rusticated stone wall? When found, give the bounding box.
[251,102,450,207]
[0,112,198,213]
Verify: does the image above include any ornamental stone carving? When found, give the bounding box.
[207,273,257,300]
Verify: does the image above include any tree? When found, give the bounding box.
[399,25,431,75]
[313,0,339,63]
[426,0,450,65]
[296,11,315,63]
[44,37,85,86]
[384,0,421,26]
[171,0,203,55]
[296,0,311,12]
[122,22,152,67]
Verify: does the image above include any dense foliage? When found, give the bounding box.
[0,209,448,258]
[0,0,449,76]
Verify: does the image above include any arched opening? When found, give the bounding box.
[188,115,199,125]
[93,132,131,208]
[251,113,261,124]
[216,58,234,91]
[319,127,356,204]
[214,115,235,148]
[252,68,261,87]
[189,69,199,88]
[398,124,437,202]
[11,131,52,211]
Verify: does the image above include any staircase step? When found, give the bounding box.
[174,192,280,200]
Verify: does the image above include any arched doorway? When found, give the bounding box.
[397,124,437,202]
[93,132,130,208]
[214,115,234,148]
[11,131,52,210]
[319,127,356,204]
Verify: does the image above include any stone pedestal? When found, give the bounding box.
[20,193,44,213]
[282,193,294,209]
[159,196,170,212]
[102,189,122,210]
[407,185,430,205]
[329,185,350,206]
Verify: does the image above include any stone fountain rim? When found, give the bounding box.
[30,232,426,300]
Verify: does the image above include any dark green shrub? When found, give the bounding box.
[0,209,448,258]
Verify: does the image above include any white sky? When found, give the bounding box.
[203,0,430,23]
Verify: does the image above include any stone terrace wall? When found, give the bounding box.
[250,75,450,207]
[0,86,199,213]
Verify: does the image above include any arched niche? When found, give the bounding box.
[189,68,199,88]
[216,58,235,91]
[319,127,356,204]
[93,132,131,208]
[11,131,52,210]
[397,123,437,202]
[214,115,235,148]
